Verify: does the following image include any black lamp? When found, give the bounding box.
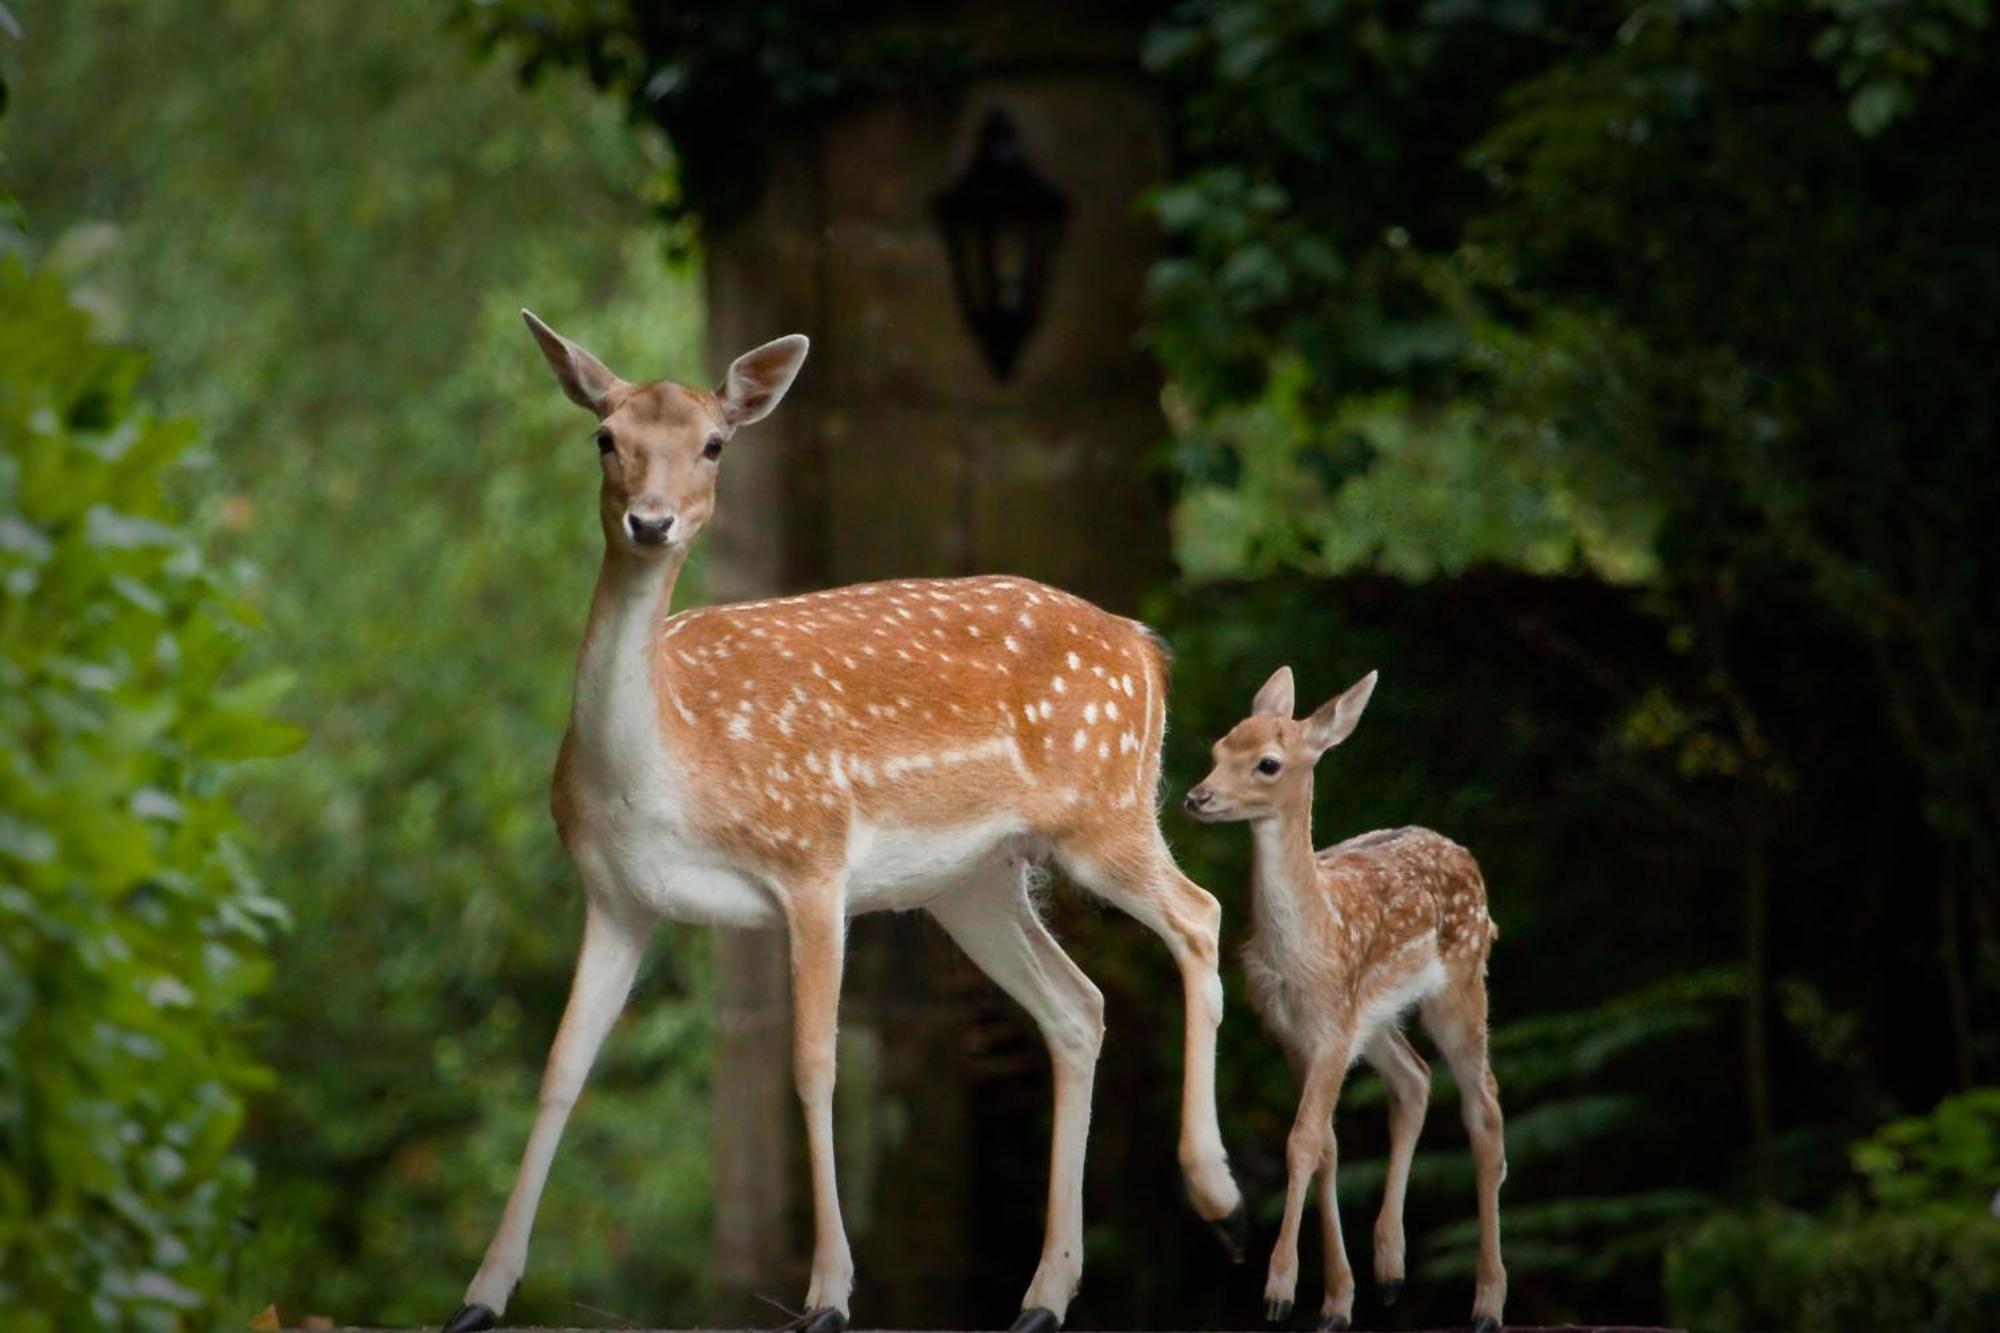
[931,109,1069,381]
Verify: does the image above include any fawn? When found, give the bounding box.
[1185,667,1506,1333]
[442,313,1244,1333]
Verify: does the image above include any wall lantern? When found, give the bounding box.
[931,109,1069,381]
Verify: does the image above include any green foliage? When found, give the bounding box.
[1668,1090,2000,1329]
[1667,1205,2000,1332]
[1850,1089,2000,1213]
[1168,355,1661,585]
[5,1,713,1323]
[0,256,295,1331]
[1810,0,1993,135]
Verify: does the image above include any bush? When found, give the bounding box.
[1803,1208,2000,1332]
[1663,1207,1822,1332]
[1850,1089,2000,1212]
[0,257,297,1332]
[1668,1206,2000,1333]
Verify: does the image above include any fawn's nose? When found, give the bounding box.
[625,511,675,546]
[1184,785,1215,814]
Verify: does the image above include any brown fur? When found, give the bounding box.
[635,574,1169,876]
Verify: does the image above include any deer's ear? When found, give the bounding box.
[718,334,810,428]
[522,310,624,415]
[1304,670,1378,754]
[1252,665,1296,719]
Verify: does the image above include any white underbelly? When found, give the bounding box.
[843,817,1025,913]
[574,801,1022,925]
[571,802,784,928]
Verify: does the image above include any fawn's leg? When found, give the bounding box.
[1361,1027,1431,1304]
[1313,1134,1353,1331]
[453,902,653,1329]
[786,883,854,1329]
[1264,1033,1354,1324]
[930,862,1105,1332]
[1058,831,1245,1254]
[1422,972,1507,1333]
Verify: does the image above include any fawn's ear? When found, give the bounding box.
[1304,670,1378,754]
[718,334,810,428]
[522,310,625,415]
[1252,665,1296,719]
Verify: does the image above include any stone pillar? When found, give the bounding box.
[704,5,1165,1323]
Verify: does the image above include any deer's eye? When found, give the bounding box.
[595,429,614,455]
[1255,756,1282,776]
[702,436,725,461]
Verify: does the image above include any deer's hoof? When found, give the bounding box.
[1471,1317,1501,1333]
[441,1303,498,1333]
[1010,1308,1060,1333]
[1379,1277,1405,1306]
[1210,1200,1250,1262]
[1319,1317,1351,1333]
[787,1308,846,1333]
[1265,1297,1294,1323]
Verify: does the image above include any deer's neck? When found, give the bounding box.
[1249,790,1332,958]
[572,544,687,750]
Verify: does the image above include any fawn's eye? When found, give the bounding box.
[594,429,614,455]
[702,436,725,461]
[1255,756,1282,776]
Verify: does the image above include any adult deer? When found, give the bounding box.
[1184,668,1507,1333]
[441,314,1244,1333]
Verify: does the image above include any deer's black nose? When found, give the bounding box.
[626,511,675,546]
[1184,786,1214,813]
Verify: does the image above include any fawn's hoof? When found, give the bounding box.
[1010,1308,1060,1333]
[1379,1277,1405,1305]
[1265,1297,1294,1323]
[1471,1317,1501,1333]
[441,1304,497,1333]
[785,1308,846,1333]
[1210,1200,1250,1262]
[1319,1317,1351,1333]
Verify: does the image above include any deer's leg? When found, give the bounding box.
[1266,1035,1354,1325]
[1421,972,1507,1333]
[930,862,1104,1332]
[451,901,653,1330]
[785,882,854,1329]
[1058,833,1245,1254]
[1313,1125,1353,1331]
[1360,1027,1430,1305]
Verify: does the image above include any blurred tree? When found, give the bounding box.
[3,1,712,1324]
